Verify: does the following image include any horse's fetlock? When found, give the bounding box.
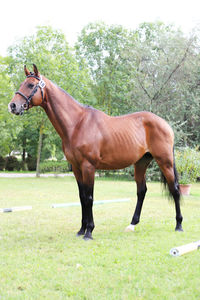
[132,217,140,225]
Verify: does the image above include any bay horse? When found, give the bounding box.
[9,64,183,240]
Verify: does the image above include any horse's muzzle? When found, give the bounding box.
[8,102,25,115]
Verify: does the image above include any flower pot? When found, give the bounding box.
[179,184,191,196]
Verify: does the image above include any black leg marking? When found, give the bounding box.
[77,182,95,240]
[130,153,153,227]
[131,180,147,225]
[172,187,183,232]
[157,154,183,232]
[77,182,87,236]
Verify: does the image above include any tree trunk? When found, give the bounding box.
[22,136,27,170]
[36,123,44,177]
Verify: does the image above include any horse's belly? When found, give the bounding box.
[95,154,136,170]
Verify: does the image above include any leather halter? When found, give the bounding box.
[15,74,46,109]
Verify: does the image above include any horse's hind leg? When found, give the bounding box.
[156,157,183,231]
[125,153,153,232]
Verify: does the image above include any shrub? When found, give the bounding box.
[0,156,6,171]
[175,147,200,184]
[16,161,26,171]
[5,156,19,171]
[26,156,37,171]
[39,160,71,173]
[146,160,160,182]
[96,161,161,181]
[123,161,160,182]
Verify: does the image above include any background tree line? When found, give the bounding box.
[0,22,200,172]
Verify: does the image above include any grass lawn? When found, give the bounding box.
[0,176,200,299]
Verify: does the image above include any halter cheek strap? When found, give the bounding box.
[15,74,46,109]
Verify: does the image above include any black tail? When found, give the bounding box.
[161,147,181,200]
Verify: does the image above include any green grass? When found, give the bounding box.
[0,177,200,299]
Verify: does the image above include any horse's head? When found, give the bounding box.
[9,64,46,115]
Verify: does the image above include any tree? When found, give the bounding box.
[0,56,19,156]
[123,22,200,146]
[76,22,135,115]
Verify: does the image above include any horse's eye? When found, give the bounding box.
[28,83,34,89]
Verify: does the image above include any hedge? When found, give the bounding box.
[5,156,19,171]
[0,156,6,170]
[39,160,71,173]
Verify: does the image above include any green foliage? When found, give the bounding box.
[124,22,200,146]
[76,22,135,115]
[39,160,71,173]
[5,156,19,171]
[26,156,37,171]
[175,148,200,184]
[0,156,6,170]
[146,160,160,182]
[0,56,19,156]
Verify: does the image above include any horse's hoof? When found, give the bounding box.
[175,225,183,232]
[76,232,83,237]
[76,229,85,236]
[83,235,93,241]
[125,224,135,232]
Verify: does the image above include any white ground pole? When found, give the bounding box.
[0,206,32,213]
[170,241,200,257]
[52,198,130,208]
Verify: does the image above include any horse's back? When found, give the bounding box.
[109,111,174,144]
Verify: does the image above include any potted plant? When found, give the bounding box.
[175,147,200,195]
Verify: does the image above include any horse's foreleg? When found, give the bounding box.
[80,183,95,240]
[77,182,87,236]
[73,163,95,240]
[126,153,152,232]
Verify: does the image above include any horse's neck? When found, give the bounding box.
[43,80,84,142]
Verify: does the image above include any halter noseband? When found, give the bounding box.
[15,74,46,109]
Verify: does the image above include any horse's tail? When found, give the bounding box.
[161,147,181,200]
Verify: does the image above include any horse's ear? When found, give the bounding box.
[24,65,30,76]
[33,64,39,77]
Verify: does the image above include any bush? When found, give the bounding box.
[175,147,200,184]
[39,160,71,173]
[0,156,6,170]
[16,161,27,171]
[146,160,160,182]
[96,161,161,181]
[123,161,160,182]
[5,156,19,171]
[26,156,37,171]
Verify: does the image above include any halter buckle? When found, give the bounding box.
[39,79,46,89]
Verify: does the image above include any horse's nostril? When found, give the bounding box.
[10,103,16,111]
